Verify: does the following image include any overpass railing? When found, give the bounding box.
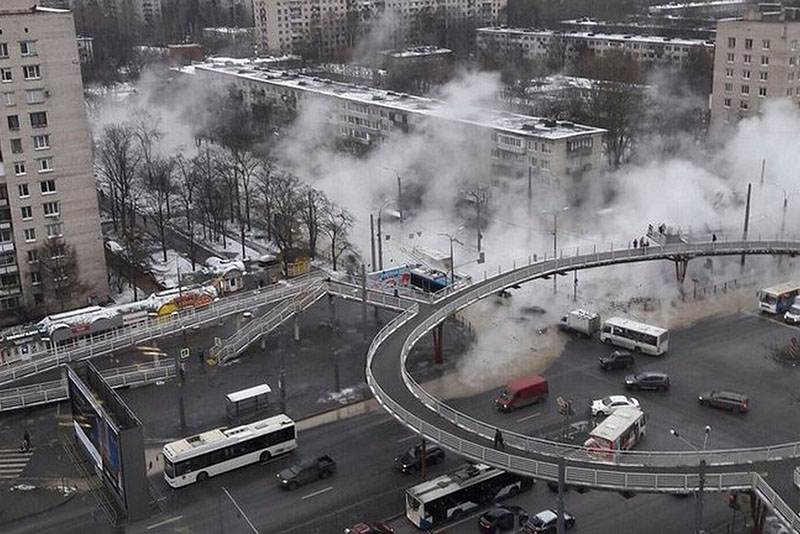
[753,473,800,532]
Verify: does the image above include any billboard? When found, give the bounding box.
[367,266,412,291]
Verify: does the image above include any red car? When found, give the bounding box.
[343,522,394,534]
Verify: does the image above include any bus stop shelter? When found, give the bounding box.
[225,384,271,422]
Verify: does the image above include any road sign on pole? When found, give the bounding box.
[180,348,191,360]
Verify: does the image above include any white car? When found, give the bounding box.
[591,395,640,417]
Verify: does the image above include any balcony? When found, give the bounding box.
[0,284,21,297]
[0,263,17,275]
[0,241,14,253]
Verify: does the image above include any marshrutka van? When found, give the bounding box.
[584,407,646,461]
[495,375,549,412]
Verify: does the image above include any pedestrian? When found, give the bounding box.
[712,233,717,242]
[659,223,666,235]
[494,428,505,450]
[393,288,399,298]
[22,429,30,451]
[633,238,638,248]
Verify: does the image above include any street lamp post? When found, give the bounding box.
[437,231,463,287]
[670,425,711,534]
[382,167,403,223]
[543,207,569,294]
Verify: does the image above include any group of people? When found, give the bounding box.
[632,237,650,249]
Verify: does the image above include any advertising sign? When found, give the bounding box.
[367,266,412,291]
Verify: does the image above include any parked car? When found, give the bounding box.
[344,522,393,534]
[521,509,576,533]
[624,371,670,391]
[277,455,337,489]
[479,505,529,533]
[599,350,635,370]
[393,441,445,473]
[698,391,750,413]
[590,395,640,417]
[495,375,549,412]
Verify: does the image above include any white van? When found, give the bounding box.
[784,303,800,324]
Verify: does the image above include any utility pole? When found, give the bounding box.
[760,159,765,187]
[377,214,383,271]
[556,455,566,534]
[741,182,752,271]
[370,214,376,270]
[176,326,187,432]
[396,173,403,223]
[552,212,559,294]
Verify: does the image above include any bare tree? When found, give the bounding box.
[322,203,355,271]
[118,227,154,302]
[36,238,90,313]
[195,146,228,248]
[142,157,174,262]
[174,153,200,270]
[96,123,141,232]
[300,187,326,259]
[256,161,276,242]
[269,173,304,273]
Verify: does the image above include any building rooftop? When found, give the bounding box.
[184,58,606,140]
[380,46,453,58]
[478,26,713,47]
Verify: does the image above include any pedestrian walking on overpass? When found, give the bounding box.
[494,428,505,450]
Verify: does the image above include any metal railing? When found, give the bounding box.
[753,473,800,532]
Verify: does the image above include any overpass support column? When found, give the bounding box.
[557,455,566,534]
[674,257,689,284]
[433,324,443,365]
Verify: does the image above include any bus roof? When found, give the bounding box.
[407,463,497,503]
[604,317,667,337]
[589,407,644,443]
[163,414,294,460]
[760,281,800,297]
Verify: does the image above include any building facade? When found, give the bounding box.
[181,59,605,186]
[0,0,108,322]
[477,27,713,68]
[253,0,506,57]
[710,4,800,126]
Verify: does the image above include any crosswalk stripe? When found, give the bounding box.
[0,449,34,454]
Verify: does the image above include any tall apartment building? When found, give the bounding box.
[180,58,605,186]
[710,4,800,127]
[253,0,506,57]
[0,0,108,322]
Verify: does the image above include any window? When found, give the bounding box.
[7,114,18,130]
[29,111,46,128]
[0,43,7,58]
[759,87,767,97]
[726,67,733,77]
[25,89,44,104]
[728,37,736,48]
[20,206,32,219]
[741,85,750,95]
[2,92,13,106]
[26,250,38,263]
[0,68,11,82]
[743,70,750,79]
[744,54,752,64]
[19,41,36,56]
[42,201,59,216]
[724,82,733,92]
[740,100,749,110]
[726,53,734,63]
[45,222,63,238]
[761,56,769,66]
[760,71,768,81]
[793,40,798,51]
[10,138,22,154]
[724,97,731,108]
[762,39,770,50]
[788,88,793,96]
[23,228,35,242]
[37,157,52,173]
[22,65,40,80]
[13,162,25,175]
[40,179,55,194]
[791,57,796,67]
[32,134,49,149]
[18,183,29,197]
[30,271,41,285]
[745,38,753,50]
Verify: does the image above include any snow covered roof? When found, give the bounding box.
[478,26,713,48]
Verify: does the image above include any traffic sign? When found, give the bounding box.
[180,348,191,360]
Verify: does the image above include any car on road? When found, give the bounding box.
[343,522,394,534]
[521,509,576,533]
[393,441,445,473]
[624,371,670,391]
[698,391,750,413]
[591,395,640,417]
[599,350,635,370]
[478,505,529,533]
[277,455,337,490]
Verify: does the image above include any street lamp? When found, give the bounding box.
[764,181,800,237]
[670,425,711,534]
[437,231,464,286]
[381,166,403,223]
[542,206,569,294]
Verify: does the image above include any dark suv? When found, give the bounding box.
[599,350,634,370]
[393,441,445,473]
[698,391,749,413]
[624,371,670,391]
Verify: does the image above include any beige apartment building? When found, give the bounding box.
[0,0,108,322]
[253,0,506,57]
[711,4,800,127]
[181,58,605,187]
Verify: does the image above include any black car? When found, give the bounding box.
[522,509,576,533]
[599,350,635,370]
[624,371,670,391]
[393,441,445,473]
[478,505,528,533]
[698,391,749,413]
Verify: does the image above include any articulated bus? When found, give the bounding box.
[758,281,800,314]
[163,414,296,488]
[599,317,669,356]
[405,463,533,529]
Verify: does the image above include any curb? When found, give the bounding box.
[0,489,78,528]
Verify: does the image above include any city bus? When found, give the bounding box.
[163,414,296,488]
[758,281,800,314]
[584,407,647,462]
[405,463,533,529]
[599,317,669,356]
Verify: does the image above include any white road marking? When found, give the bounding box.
[516,411,542,423]
[146,515,183,530]
[301,486,333,500]
[397,434,419,443]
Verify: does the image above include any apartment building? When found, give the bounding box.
[710,4,800,126]
[181,58,605,186]
[253,0,506,57]
[477,27,713,67]
[0,0,108,322]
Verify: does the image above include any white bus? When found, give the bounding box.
[584,407,647,462]
[163,414,296,488]
[600,317,669,356]
[758,281,800,314]
[405,463,533,529]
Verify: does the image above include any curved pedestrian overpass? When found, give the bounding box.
[366,238,800,530]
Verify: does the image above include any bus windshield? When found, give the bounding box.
[164,458,175,478]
